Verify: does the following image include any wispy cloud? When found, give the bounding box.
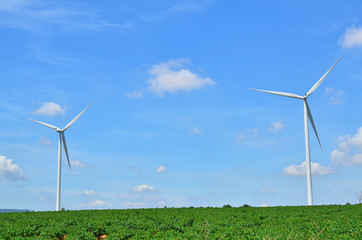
[339,25,362,48]
[0,0,28,11]
[132,184,155,193]
[0,156,27,182]
[34,102,65,116]
[261,188,275,193]
[122,184,164,208]
[38,136,52,145]
[237,128,259,141]
[283,161,333,176]
[128,165,141,171]
[77,199,112,208]
[156,166,166,173]
[269,121,284,134]
[71,160,86,168]
[331,127,362,166]
[124,91,143,98]
[147,58,215,97]
[169,1,212,13]
[325,87,344,105]
[235,128,279,148]
[0,0,131,33]
[31,44,79,65]
[190,127,202,134]
[83,190,96,196]
[137,0,214,23]
[89,200,111,207]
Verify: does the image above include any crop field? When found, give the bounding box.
[0,204,361,239]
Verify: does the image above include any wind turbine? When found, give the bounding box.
[30,101,94,211]
[251,58,341,205]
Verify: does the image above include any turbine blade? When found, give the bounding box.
[250,88,304,99]
[306,57,342,97]
[305,100,323,151]
[63,101,94,131]
[29,119,58,130]
[61,132,72,175]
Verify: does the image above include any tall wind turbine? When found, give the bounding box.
[251,58,341,205]
[30,101,94,211]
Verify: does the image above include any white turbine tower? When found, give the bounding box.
[30,101,94,211]
[251,58,341,205]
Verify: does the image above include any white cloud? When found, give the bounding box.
[89,200,111,207]
[70,160,85,167]
[156,166,166,173]
[325,87,344,105]
[147,58,215,97]
[191,127,202,134]
[0,156,27,181]
[38,136,52,145]
[34,102,65,116]
[124,91,143,98]
[83,190,96,196]
[348,128,362,147]
[89,200,104,206]
[331,149,347,165]
[260,204,269,207]
[331,127,362,166]
[269,121,284,134]
[132,184,155,192]
[340,26,362,48]
[283,161,333,176]
[352,153,362,164]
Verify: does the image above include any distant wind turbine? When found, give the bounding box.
[30,101,94,211]
[251,58,341,205]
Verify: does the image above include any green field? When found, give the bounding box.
[0,204,361,239]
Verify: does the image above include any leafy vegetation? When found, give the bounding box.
[0,204,361,239]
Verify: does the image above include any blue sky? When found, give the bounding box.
[1,0,362,211]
